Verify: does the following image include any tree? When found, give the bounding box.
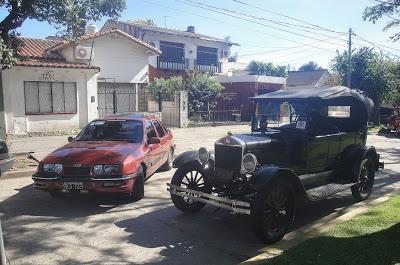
[331,47,393,123]
[363,0,400,41]
[148,76,184,111]
[228,52,238,63]
[0,0,126,69]
[247,61,287,77]
[186,72,224,113]
[298,61,322,72]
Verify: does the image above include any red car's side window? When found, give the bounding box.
[153,120,166,138]
[145,121,157,140]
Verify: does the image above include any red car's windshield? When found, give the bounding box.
[75,120,143,143]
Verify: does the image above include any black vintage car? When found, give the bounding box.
[167,86,384,243]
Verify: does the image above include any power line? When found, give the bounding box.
[172,0,345,52]
[176,0,347,46]
[240,35,344,56]
[232,0,344,34]
[353,32,400,58]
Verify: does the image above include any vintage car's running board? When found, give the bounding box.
[306,182,356,201]
[167,183,251,215]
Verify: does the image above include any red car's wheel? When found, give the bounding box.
[131,165,145,201]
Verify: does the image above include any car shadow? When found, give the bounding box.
[114,168,399,265]
[0,183,135,218]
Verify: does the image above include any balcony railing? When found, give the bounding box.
[157,57,188,71]
[194,60,222,73]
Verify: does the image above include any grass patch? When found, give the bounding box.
[266,195,400,265]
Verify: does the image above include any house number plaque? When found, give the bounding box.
[39,70,55,81]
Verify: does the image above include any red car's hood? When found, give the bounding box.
[42,141,143,166]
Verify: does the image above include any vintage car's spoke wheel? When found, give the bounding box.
[252,178,295,243]
[171,162,211,213]
[351,157,375,202]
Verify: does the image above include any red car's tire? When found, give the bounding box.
[160,148,174,171]
[131,165,145,201]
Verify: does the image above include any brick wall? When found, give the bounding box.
[219,82,284,121]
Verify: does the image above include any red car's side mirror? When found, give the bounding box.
[148,137,160,144]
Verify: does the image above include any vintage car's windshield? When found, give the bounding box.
[252,101,309,132]
[75,120,143,142]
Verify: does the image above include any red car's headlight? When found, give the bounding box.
[92,165,120,175]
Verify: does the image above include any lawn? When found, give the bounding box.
[266,194,400,265]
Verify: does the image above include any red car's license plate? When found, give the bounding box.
[63,182,83,190]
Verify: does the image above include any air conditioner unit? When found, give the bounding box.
[75,46,92,60]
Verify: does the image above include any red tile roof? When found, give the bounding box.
[47,29,161,55]
[16,37,99,70]
[18,38,63,60]
[15,59,100,70]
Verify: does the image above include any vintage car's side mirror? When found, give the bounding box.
[148,137,160,144]
[67,136,74,142]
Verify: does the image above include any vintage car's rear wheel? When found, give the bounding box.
[160,148,174,171]
[351,156,375,202]
[251,178,296,243]
[132,165,145,201]
[171,162,211,213]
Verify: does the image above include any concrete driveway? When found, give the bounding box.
[0,126,399,265]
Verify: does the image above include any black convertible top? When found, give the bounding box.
[251,86,374,118]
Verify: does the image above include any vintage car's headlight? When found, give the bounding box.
[198,147,209,164]
[43,163,63,174]
[242,153,257,173]
[92,164,120,175]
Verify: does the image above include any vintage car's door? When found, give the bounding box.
[304,135,330,173]
[145,120,161,176]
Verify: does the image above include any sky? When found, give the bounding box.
[1,0,399,70]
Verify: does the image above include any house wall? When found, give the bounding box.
[2,66,98,134]
[80,34,150,83]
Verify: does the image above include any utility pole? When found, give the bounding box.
[163,16,169,28]
[347,28,352,88]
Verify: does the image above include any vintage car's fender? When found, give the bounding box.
[250,165,306,195]
[173,150,200,168]
[340,144,380,180]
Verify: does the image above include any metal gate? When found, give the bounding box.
[97,82,138,117]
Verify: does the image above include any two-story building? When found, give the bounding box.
[101,20,239,79]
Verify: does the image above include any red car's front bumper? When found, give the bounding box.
[32,173,137,194]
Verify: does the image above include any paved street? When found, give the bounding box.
[1,126,399,265]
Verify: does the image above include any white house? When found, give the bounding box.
[102,20,239,79]
[1,28,160,135]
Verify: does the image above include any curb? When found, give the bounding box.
[240,191,399,265]
[1,168,36,180]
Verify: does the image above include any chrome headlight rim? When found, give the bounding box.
[198,147,210,164]
[92,164,121,175]
[242,153,257,173]
[43,163,63,174]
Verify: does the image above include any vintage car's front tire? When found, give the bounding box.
[251,178,296,243]
[351,156,375,202]
[171,161,211,213]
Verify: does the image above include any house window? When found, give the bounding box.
[197,46,218,65]
[24,81,77,114]
[159,41,184,63]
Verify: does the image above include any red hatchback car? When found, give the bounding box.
[32,114,174,200]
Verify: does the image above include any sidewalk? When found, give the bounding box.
[7,125,249,161]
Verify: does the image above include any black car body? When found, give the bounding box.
[168,86,384,243]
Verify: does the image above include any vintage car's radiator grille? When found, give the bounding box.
[63,166,91,176]
[214,144,242,172]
